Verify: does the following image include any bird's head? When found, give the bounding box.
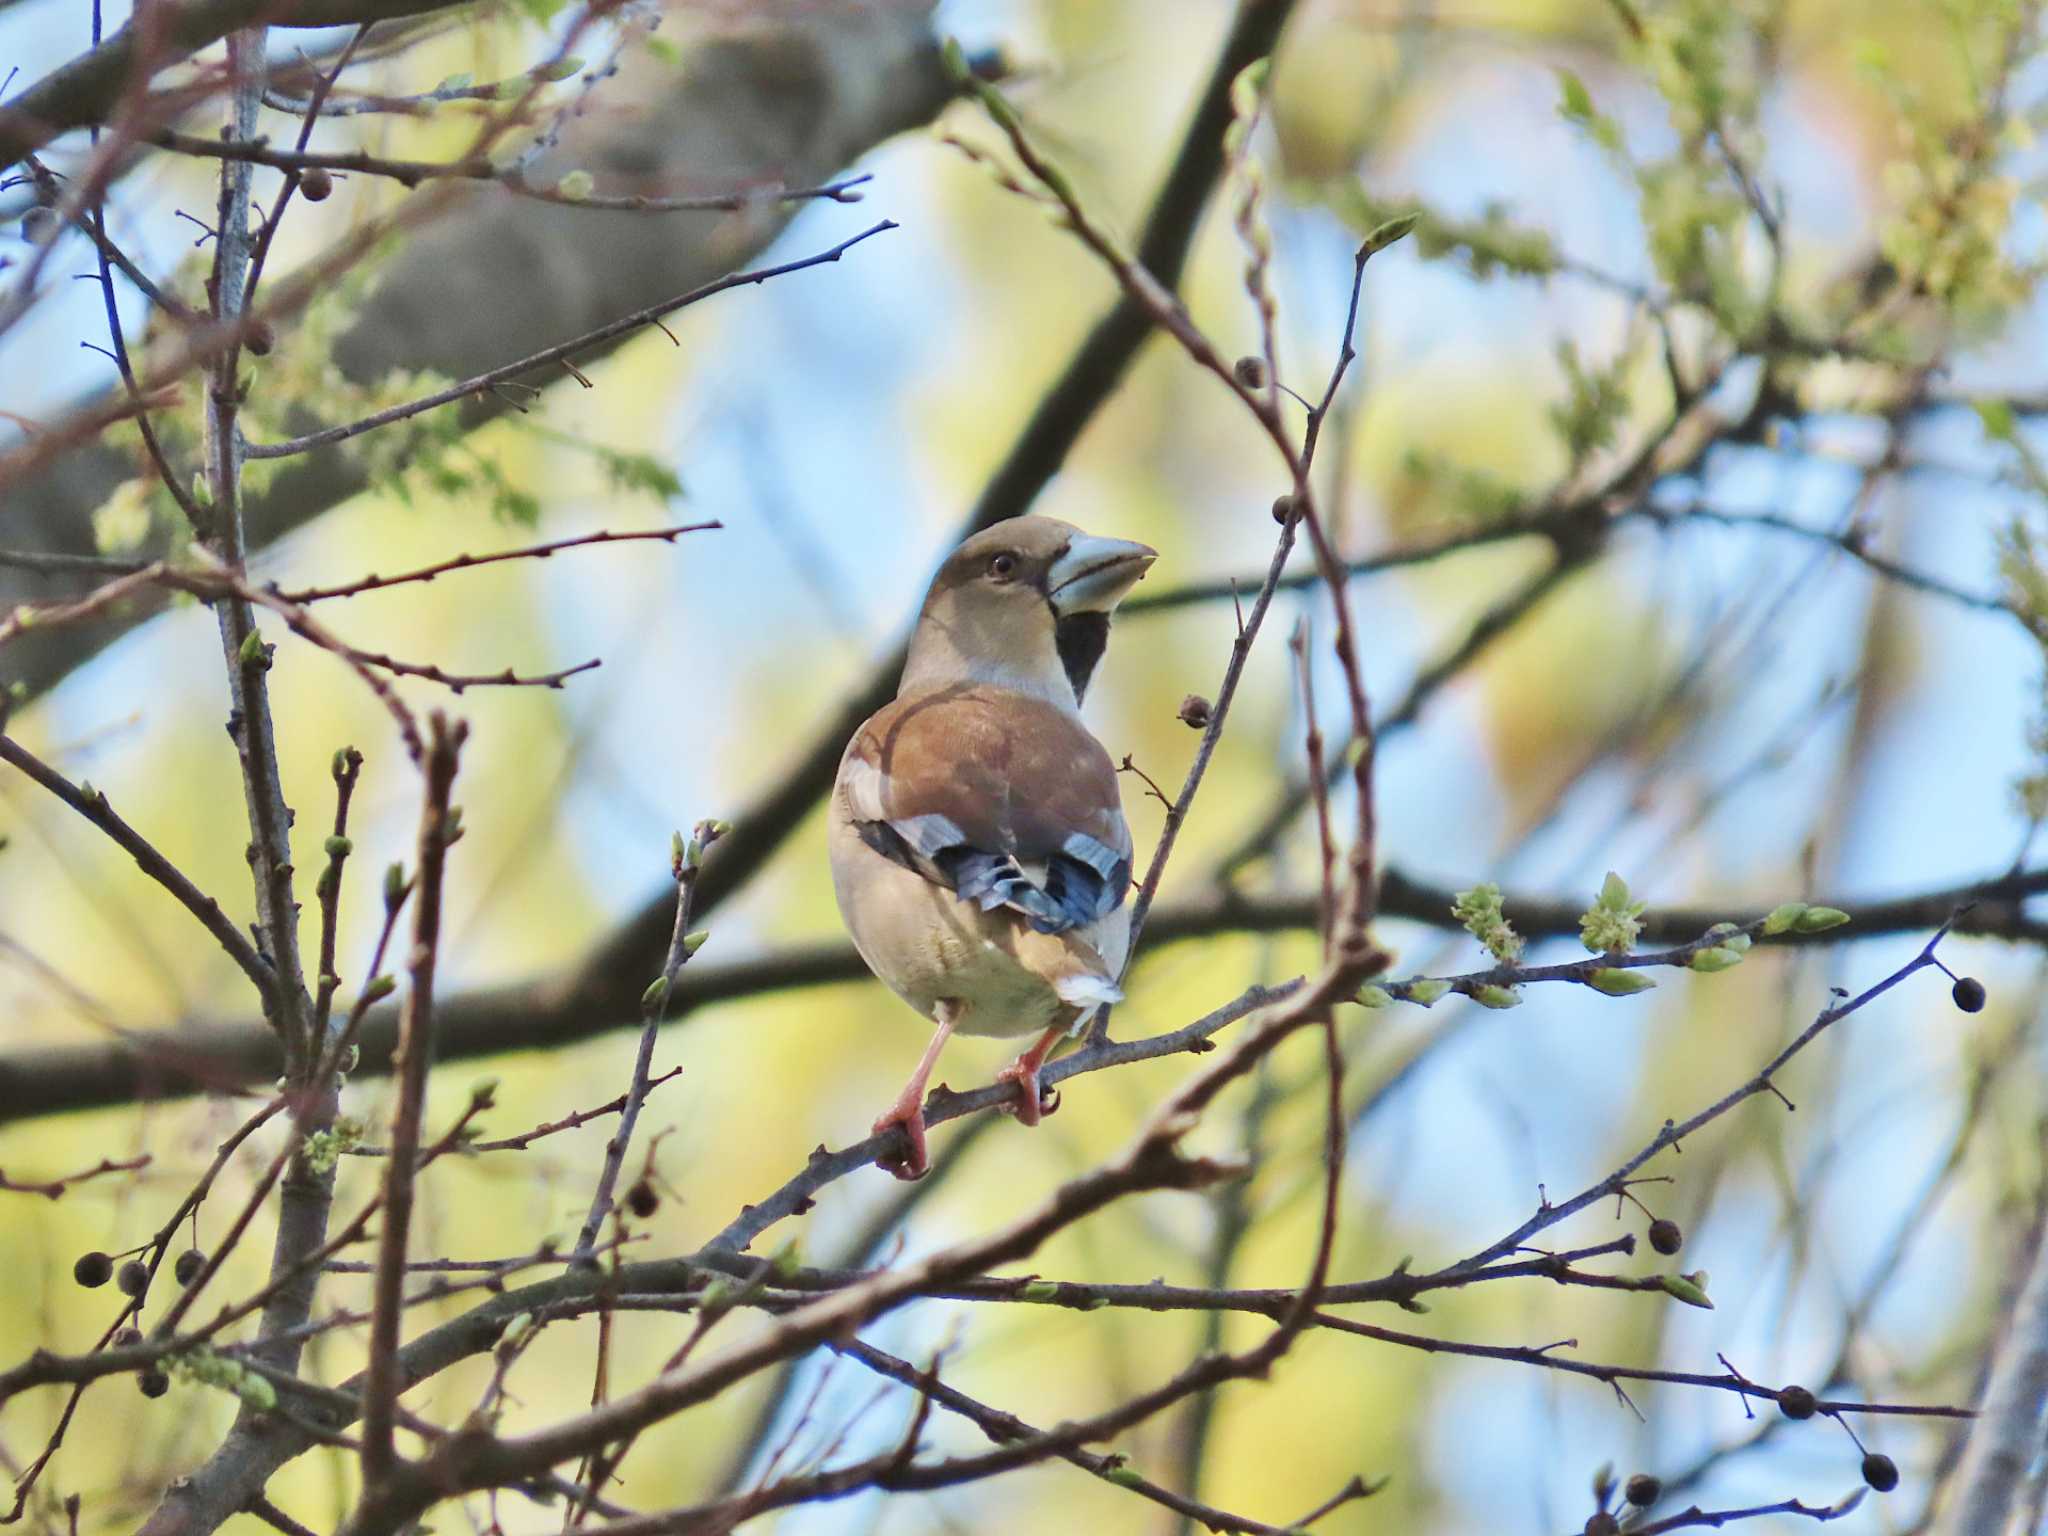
[901,515,1157,706]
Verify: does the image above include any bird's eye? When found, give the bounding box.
[986,552,1017,581]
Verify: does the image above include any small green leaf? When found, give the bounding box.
[1556,68,1594,121]
[1977,397,2018,441]
[529,55,584,82]
[1587,967,1657,995]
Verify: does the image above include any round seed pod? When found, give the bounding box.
[73,1251,113,1289]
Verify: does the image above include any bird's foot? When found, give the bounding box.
[871,1100,931,1181]
[993,1058,1059,1127]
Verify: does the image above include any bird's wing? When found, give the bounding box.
[840,685,1132,935]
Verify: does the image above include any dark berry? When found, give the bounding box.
[625,1180,659,1219]
[174,1248,205,1287]
[139,1367,169,1398]
[1624,1474,1660,1507]
[1271,494,1298,525]
[1648,1218,1683,1256]
[1232,355,1269,390]
[1777,1384,1817,1419]
[1583,1515,1619,1536]
[1952,976,1986,1013]
[244,319,274,357]
[299,167,333,202]
[1178,694,1212,730]
[1862,1453,1898,1492]
[117,1260,149,1298]
[73,1251,113,1288]
[112,1328,142,1349]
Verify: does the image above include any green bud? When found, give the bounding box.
[681,929,710,958]
[1362,211,1419,255]
[1762,902,1808,935]
[555,169,595,200]
[1689,946,1743,972]
[191,473,213,508]
[1398,1295,1430,1313]
[771,1242,801,1280]
[1794,906,1850,933]
[1722,931,1752,955]
[1587,968,1657,995]
[1103,1467,1147,1490]
[1471,985,1522,1009]
[1405,978,1449,1007]
[641,975,669,1009]
[361,974,396,1003]
[698,1278,736,1315]
[529,55,584,82]
[237,629,269,668]
[1659,1272,1713,1309]
[383,863,407,911]
[324,834,352,859]
[672,830,687,867]
[1228,58,1268,119]
[235,1372,277,1411]
[939,35,971,82]
[1018,1280,1060,1302]
[1355,984,1393,1008]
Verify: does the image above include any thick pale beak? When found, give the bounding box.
[1047,535,1157,615]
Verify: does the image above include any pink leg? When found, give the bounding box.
[872,1003,960,1180]
[994,1024,1066,1128]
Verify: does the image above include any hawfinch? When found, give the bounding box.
[829,515,1157,1179]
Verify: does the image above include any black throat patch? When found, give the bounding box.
[1055,611,1111,704]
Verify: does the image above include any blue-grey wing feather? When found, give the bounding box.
[855,818,1129,935]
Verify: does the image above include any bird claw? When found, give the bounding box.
[871,1104,930,1181]
[994,1063,1058,1127]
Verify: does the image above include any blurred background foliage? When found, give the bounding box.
[2,0,2046,1530]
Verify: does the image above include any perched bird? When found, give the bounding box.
[829,515,1157,1179]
